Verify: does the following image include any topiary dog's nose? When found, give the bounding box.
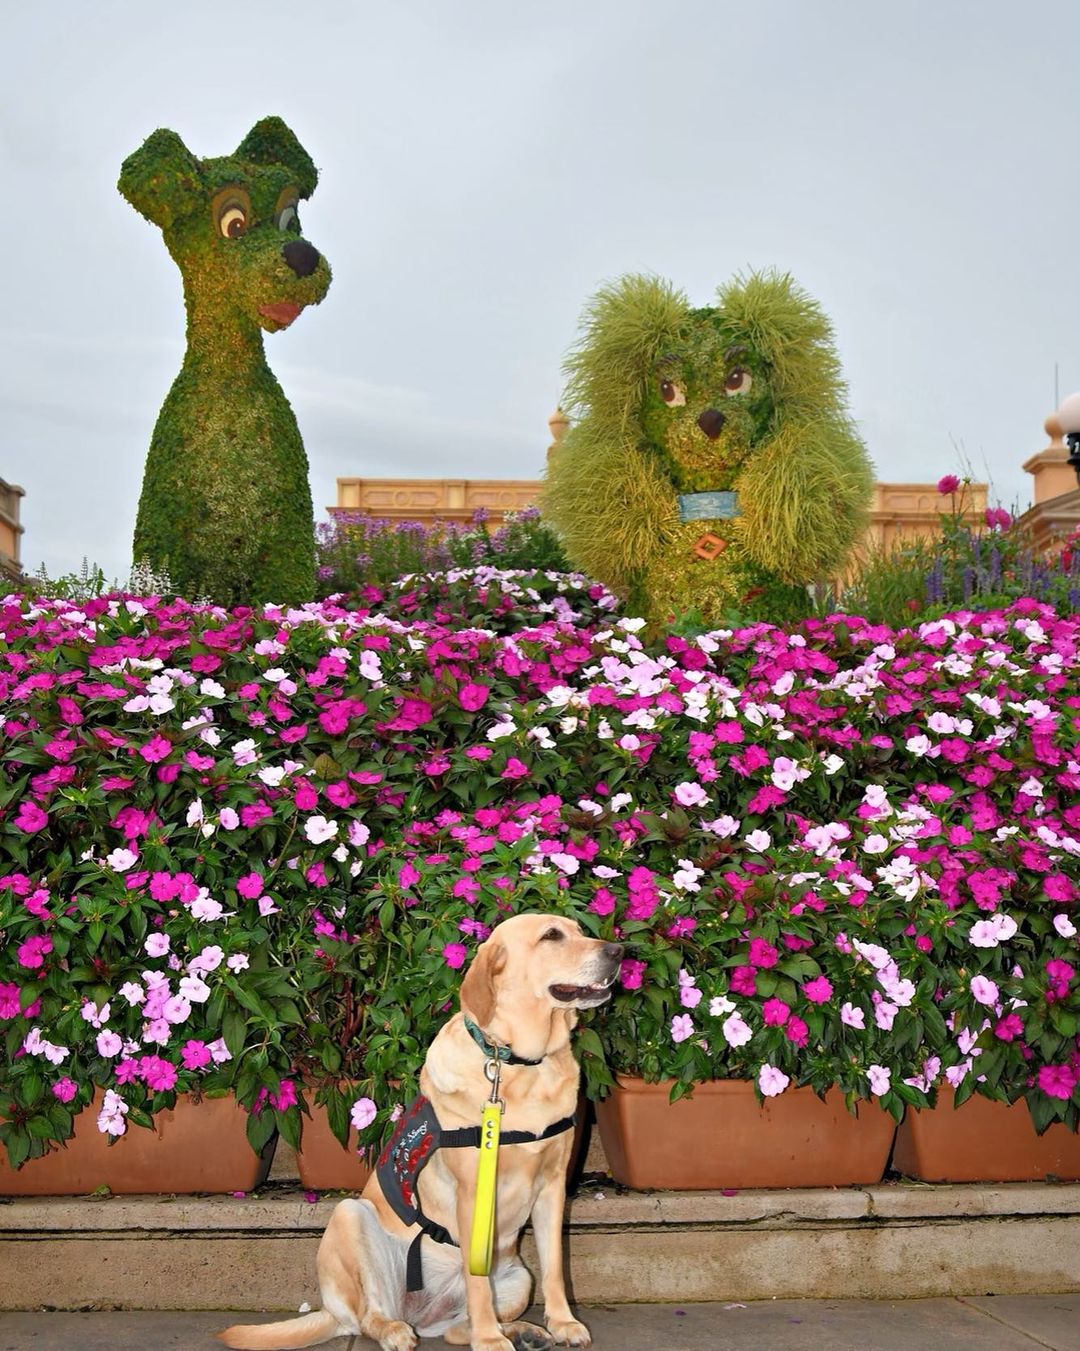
[283,239,320,278]
[697,408,726,440]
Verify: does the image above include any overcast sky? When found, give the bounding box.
[3,1,1079,581]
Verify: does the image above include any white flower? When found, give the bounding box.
[258,766,287,787]
[200,678,226,699]
[178,975,211,1004]
[304,815,339,845]
[487,718,517,741]
[702,815,739,839]
[105,847,138,873]
[672,859,704,892]
[549,853,580,875]
[674,782,709,808]
[744,829,772,853]
[226,953,250,973]
[722,1013,752,1047]
[905,734,932,757]
[821,753,845,776]
[190,893,224,922]
[148,693,175,715]
[186,799,205,827]
[123,695,150,713]
[218,807,239,831]
[863,834,890,855]
[264,668,287,683]
[1054,914,1077,938]
[119,982,145,1006]
[709,995,736,1017]
[233,738,259,766]
[349,820,371,848]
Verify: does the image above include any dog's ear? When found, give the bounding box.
[118,128,204,230]
[458,936,507,1028]
[236,117,318,199]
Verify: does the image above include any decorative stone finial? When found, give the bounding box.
[1045,413,1065,448]
[548,407,570,444]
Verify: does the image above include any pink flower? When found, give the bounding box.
[802,976,833,1004]
[729,966,757,996]
[443,942,468,970]
[140,1056,178,1092]
[758,1064,790,1097]
[139,734,171,763]
[181,1040,212,1070]
[748,938,778,969]
[866,1065,892,1097]
[96,1030,122,1058]
[0,983,23,1018]
[1037,1064,1077,1100]
[52,1078,78,1103]
[841,1002,865,1030]
[762,998,790,1027]
[350,1096,377,1131]
[589,888,616,917]
[620,958,647,990]
[670,1014,694,1043]
[673,781,709,808]
[13,801,48,833]
[501,758,530,780]
[936,474,961,495]
[236,872,264,899]
[459,683,490,712]
[970,975,999,1006]
[994,1013,1024,1042]
[785,1016,809,1048]
[17,935,52,969]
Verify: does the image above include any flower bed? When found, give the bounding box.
[1,575,1077,1174]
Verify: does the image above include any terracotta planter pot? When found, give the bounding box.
[594,1077,895,1190]
[295,1102,373,1192]
[0,1093,275,1197]
[894,1089,1080,1183]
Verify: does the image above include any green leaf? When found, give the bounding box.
[246,1109,276,1156]
[223,1008,247,1058]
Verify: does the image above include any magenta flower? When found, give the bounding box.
[180,1040,212,1070]
[13,801,48,834]
[458,683,490,712]
[52,1078,78,1103]
[236,872,264,900]
[17,935,52,970]
[802,976,833,1004]
[619,958,647,990]
[501,758,530,780]
[1037,1064,1077,1100]
[936,474,961,495]
[748,938,779,969]
[762,998,790,1027]
[139,734,171,764]
[443,942,468,970]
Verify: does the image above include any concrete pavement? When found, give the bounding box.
[1,1299,1079,1350]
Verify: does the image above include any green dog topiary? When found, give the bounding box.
[544,271,874,628]
[119,117,331,604]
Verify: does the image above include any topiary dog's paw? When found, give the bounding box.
[545,1318,591,1347]
[502,1320,555,1351]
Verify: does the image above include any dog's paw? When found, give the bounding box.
[503,1322,555,1351]
[545,1318,591,1347]
[377,1320,418,1351]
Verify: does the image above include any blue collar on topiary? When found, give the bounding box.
[678,490,740,524]
[463,1016,544,1066]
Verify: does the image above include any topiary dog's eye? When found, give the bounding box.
[540,927,565,942]
[660,379,686,407]
[724,368,752,396]
[276,204,300,233]
[218,205,248,239]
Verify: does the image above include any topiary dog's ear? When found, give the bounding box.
[118,128,204,230]
[236,116,318,199]
[562,274,690,437]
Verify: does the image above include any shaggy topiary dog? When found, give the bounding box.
[119,117,331,604]
[544,271,873,628]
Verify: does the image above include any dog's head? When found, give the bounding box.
[118,117,331,334]
[459,913,623,1028]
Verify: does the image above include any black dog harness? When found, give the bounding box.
[375,1020,576,1291]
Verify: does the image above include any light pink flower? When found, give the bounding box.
[758,1064,790,1097]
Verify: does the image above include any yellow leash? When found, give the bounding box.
[468,1058,503,1276]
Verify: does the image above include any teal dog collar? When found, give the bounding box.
[678,490,740,523]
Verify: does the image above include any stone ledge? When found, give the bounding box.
[3,1181,1079,1235]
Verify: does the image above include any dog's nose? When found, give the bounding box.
[283,239,320,278]
[603,942,624,962]
[697,408,726,440]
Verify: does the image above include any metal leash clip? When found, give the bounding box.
[483,1054,505,1111]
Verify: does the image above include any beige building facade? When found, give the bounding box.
[333,408,1080,562]
[0,478,24,583]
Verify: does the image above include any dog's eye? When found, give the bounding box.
[540,928,565,942]
[660,380,686,407]
[724,368,752,397]
[277,205,300,234]
[219,206,248,240]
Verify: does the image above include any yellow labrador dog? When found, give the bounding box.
[219,913,622,1351]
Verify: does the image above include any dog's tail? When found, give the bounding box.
[216,1309,341,1349]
